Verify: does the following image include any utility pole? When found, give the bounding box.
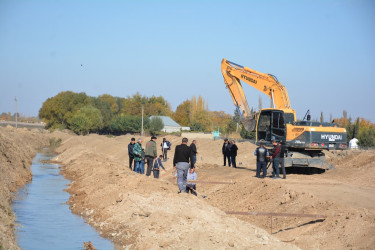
[141,104,144,136]
[15,97,18,129]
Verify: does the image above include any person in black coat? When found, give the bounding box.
[222,138,231,167]
[173,137,195,193]
[128,138,135,170]
[230,140,238,168]
[190,140,197,164]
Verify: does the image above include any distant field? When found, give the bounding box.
[0,120,45,129]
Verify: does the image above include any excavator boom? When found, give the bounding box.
[221,58,295,131]
[221,59,292,110]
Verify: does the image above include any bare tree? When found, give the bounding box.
[343,110,348,119]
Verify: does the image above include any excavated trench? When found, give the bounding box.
[12,150,114,249]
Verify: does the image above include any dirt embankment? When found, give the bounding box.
[53,132,375,249]
[0,126,49,250]
[53,133,297,249]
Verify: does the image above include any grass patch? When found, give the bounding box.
[49,137,62,151]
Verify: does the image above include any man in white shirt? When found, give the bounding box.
[161,138,170,161]
[186,167,197,196]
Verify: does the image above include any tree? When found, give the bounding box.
[109,115,147,134]
[190,96,197,122]
[335,115,375,146]
[240,125,255,139]
[358,125,375,147]
[189,95,208,124]
[193,110,211,131]
[353,118,360,138]
[173,100,191,126]
[209,111,232,132]
[343,110,348,119]
[190,121,206,132]
[233,108,241,124]
[224,119,237,135]
[70,106,103,135]
[120,93,172,117]
[149,117,164,135]
[39,91,91,130]
[91,97,113,130]
[356,118,375,147]
[98,94,119,115]
[320,112,324,123]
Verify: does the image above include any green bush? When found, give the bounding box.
[70,106,103,135]
[149,117,164,135]
[49,137,62,150]
[240,124,255,139]
[190,121,206,132]
[109,115,149,134]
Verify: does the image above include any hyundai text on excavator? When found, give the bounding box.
[221,59,347,170]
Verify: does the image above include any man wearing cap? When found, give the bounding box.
[145,136,158,176]
[173,137,194,193]
[270,139,281,179]
[254,140,269,178]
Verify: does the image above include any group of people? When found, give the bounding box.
[128,136,167,178]
[128,134,288,195]
[222,139,238,168]
[128,136,199,189]
[222,137,287,179]
[254,138,286,179]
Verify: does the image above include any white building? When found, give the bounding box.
[149,116,190,133]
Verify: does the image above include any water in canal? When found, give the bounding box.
[12,151,114,250]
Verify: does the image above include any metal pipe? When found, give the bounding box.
[225,211,327,218]
[187,180,234,184]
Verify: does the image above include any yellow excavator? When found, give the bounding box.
[221,59,347,170]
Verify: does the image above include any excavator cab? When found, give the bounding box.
[256,109,286,144]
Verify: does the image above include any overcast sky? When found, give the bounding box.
[1,0,374,122]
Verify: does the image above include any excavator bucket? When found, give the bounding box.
[240,115,257,132]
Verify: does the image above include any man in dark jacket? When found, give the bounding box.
[254,140,269,178]
[128,138,135,170]
[222,138,231,167]
[270,139,281,179]
[190,140,197,164]
[229,140,238,168]
[173,137,194,193]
